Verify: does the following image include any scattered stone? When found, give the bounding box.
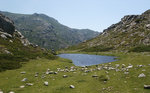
[20,85,25,88]
[35,74,38,77]
[138,73,146,78]
[63,75,68,78]
[26,83,33,86]
[9,91,15,93]
[47,69,50,71]
[45,71,50,75]
[9,40,13,43]
[70,85,75,89]
[20,71,26,74]
[21,78,27,82]
[0,34,7,39]
[115,64,120,68]
[124,72,129,75]
[54,72,58,74]
[85,70,90,73]
[126,65,133,69]
[92,75,98,77]
[44,81,48,86]
[144,85,150,89]
[49,71,54,74]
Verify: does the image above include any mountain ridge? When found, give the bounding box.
[67,9,150,52]
[0,11,99,50]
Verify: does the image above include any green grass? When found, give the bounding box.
[0,52,150,93]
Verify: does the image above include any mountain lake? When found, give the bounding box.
[58,54,117,66]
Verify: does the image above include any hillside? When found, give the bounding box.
[0,13,55,72]
[67,9,150,52]
[0,11,99,50]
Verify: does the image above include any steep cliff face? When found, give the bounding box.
[68,10,150,52]
[0,14,15,35]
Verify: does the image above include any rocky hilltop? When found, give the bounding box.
[0,11,99,50]
[68,10,150,52]
[0,13,55,71]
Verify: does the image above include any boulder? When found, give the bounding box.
[63,75,68,78]
[70,85,75,89]
[20,71,26,74]
[26,83,33,86]
[20,85,25,88]
[138,73,146,78]
[92,75,98,77]
[21,78,27,82]
[44,81,48,86]
[144,85,150,89]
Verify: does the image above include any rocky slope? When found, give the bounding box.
[0,13,55,71]
[67,9,150,52]
[0,11,99,50]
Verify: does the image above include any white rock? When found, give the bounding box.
[70,85,75,89]
[0,91,3,93]
[45,71,50,75]
[44,81,48,86]
[138,73,146,78]
[20,85,25,88]
[126,65,133,69]
[63,75,68,78]
[9,40,13,43]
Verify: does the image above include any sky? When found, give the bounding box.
[0,0,150,32]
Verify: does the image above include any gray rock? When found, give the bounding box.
[44,81,48,86]
[144,85,150,89]
[35,74,38,77]
[0,14,15,35]
[70,85,75,89]
[21,78,27,82]
[124,72,129,74]
[92,75,98,77]
[146,24,150,29]
[0,34,7,39]
[20,71,26,74]
[26,83,33,86]
[138,73,146,78]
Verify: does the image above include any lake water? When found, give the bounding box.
[58,54,117,66]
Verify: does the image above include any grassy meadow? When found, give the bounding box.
[0,52,150,93]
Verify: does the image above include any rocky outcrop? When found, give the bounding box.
[72,9,150,52]
[0,13,31,47]
[0,14,15,35]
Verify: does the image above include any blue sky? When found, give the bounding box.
[0,0,150,32]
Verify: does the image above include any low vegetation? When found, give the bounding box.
[0,52,150,93]
[0,37,56,72]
